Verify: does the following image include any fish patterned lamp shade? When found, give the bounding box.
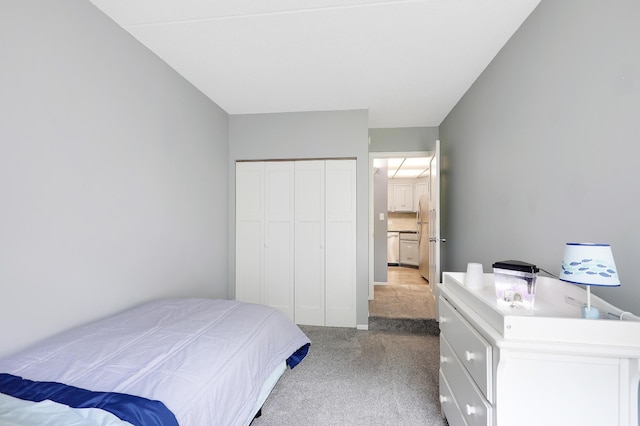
[559,243,620,287]
[559,243,619,319]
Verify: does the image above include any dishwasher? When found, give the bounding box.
[387,232,400,265]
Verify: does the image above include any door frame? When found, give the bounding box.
[368,151,433,300]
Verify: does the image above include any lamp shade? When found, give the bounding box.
[559,243,620,287]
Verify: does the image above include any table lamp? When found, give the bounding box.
[559,243,620,319]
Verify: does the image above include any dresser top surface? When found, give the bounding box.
[439,272,640,349]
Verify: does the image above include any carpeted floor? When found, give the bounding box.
[369,284,436,319]
[368,267,439,333]
[252,325,447,426]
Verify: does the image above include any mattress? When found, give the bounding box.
[0,298,311,426]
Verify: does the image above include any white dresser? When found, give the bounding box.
[438,272,640,426]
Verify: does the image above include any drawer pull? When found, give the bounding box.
[464,350,476,361]
[439,395,448,403]
[465,404,477,416]
[439,316,447,323]
[440,355,448,364]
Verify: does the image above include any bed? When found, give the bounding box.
[0,298,311,426]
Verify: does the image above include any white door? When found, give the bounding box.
[235,162,264,304]
[428,140,443,308]
[294,161,325,326]
[324,159,356,327]
[264,162,295,320]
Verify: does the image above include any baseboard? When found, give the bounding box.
[356,324,369,330]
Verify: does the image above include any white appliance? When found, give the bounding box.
[387,232,399,265]
[399,232,419,266]
[417,194,430,279]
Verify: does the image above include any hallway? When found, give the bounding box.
[368,266,437,320]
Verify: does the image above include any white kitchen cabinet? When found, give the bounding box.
[399,232,418,266]
[389,183,414,212]
[388,179,428,212]
[399,241,418,266]
[438,272,640,426]
[236,160,356,327]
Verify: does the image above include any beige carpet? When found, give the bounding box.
[369,284,436,319]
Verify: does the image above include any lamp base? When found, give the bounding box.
[582,305,600,319]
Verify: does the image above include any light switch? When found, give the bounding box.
[379,213,385,221]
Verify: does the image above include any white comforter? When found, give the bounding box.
[0,298,310,426]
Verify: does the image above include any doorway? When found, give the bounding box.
[368,152,435,322]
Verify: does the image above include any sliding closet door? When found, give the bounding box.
[235,162,264,304]
[294,161,325,326]
[324,160,357,327]
[263,162,295,320]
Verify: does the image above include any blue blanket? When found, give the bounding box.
[287,343,310,369]
[0,373,178,426]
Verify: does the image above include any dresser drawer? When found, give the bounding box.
[439,297,493,401]
[439,369,468,426]
[440,336,492,426]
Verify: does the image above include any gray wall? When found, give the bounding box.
[369,127,439,152]
[439,0,640,314]
[373,163,389,282]
[228,110,369,326]
[0,0,229,357]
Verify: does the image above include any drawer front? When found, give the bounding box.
[439,297,492,401]
[439,369,468,426]
[399,241,419,265]
[441,336,492,426]
[399,232,418,241]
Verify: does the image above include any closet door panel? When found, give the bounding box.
[235,162,264,304]
[264,162,295,320]
[294,161,325,326]
[324,160,356,327]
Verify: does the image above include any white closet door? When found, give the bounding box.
[264,162,295,320]
[294,161,325,326]
[324,159,356,327]
[235,162,264,304]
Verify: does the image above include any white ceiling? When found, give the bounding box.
[388,157,431,179]
[89,0,540,128]
[374,157,431,179]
